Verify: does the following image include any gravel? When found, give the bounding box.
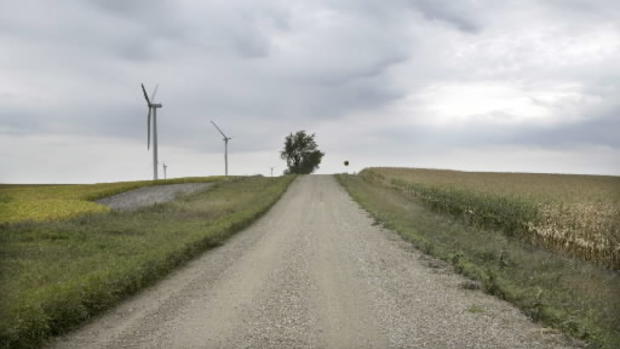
[96,183,213,211]
[48,175,581,349]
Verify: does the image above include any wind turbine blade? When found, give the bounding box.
[147,108,151,150]
[141,83,151,105]
[150,84,159,101]
[210,120,228,138]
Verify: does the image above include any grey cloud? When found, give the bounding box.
[381,111,620,150]
[295,54,408,87]
[90,0,170,16]
[546,0,620,22]
[1,0,619,181]
[410,0,482,32]
[511,113,620,148]
[325,0,481,32]
[0,110,41,135]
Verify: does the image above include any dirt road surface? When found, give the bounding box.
[49,175,578,348]
[96,183,213,211]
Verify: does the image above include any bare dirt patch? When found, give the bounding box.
[96,183,213,211]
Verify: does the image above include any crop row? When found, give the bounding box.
[361,168,620,269]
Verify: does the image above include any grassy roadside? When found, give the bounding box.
[0,176,224,224]
[0,175,295,349]
[336,174,620,349]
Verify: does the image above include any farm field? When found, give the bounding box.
[0,176,223,224]
[0,175,295,348]
[37,175,583,349]
[362,167,620,269]
[337,171,620,348]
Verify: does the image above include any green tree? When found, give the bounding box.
[280,131,325,174]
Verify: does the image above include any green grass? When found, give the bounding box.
[362,168,620,269]
[337,173,620,349]
[466,304,485,314]
[0,175,295,348]
[0,176,224,224]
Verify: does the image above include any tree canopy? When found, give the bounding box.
[280,131,325,174]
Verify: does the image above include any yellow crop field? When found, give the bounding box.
[0,177,223,224]
[363,167,620,269]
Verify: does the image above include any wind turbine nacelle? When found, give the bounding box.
[151,103,163,108]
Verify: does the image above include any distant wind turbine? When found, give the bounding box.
[163,162,168,179]
[210,120,231,176]
[141,83,162,180]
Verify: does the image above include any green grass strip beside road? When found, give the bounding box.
[336,174,620,349]
[0,175,296,349]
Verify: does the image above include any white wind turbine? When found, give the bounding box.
[141,83,162,180]
[210,120,231,176]
[162,162,168,179]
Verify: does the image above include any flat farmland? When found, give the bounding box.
[0,176,294,348]
[0,177,223,224]
[364,167,620,269]
[337,169,620,348]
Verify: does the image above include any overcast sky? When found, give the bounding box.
[1,0,619,183]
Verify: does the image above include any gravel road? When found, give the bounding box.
[49,175,579,349]
[96,183,213,211]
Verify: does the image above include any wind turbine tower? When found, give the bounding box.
[163,162,168,179]
[210,120,231,176]
[141,83,162,180]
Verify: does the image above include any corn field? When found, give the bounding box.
[362,168,620,270]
